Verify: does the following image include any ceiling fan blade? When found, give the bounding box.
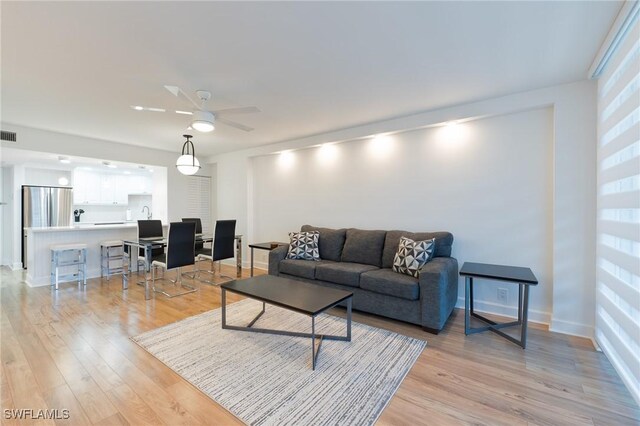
[164,84,201,110]
[217,117,254,132]
[130,105,166,112]
[164,85,180,97]
[213,106,261,116]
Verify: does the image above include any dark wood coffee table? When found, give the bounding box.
[220,275,353,370]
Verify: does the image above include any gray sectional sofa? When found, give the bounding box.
[268,225,459,333]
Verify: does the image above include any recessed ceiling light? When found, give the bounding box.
[176,110,193,115]
[147,107,166,112]
[133,105,144,111]
[58,156,71,164]
[102,161,117,169]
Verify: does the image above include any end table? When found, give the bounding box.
[460,262,538,349]
[248,242,288,276]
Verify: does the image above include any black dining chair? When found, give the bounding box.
[181,218,210,254]
[181,218,210,278]
[151,221,198,298]
[124,219,165,278]
[138,219,165,258]
[196,219,236,285]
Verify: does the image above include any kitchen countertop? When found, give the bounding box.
[26,222,167,232]
[27,223,137,232]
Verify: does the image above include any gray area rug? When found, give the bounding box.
[132,299,426,425]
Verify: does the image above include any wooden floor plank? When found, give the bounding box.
[1,265,637,426]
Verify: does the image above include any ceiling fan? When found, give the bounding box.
[132,85,260,132]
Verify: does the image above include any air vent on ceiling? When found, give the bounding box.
[1,131,17,142]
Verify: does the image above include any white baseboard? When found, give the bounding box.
[549,318,594,339]
[455,297,551,325]
[221,259,268,271]
[26,267,102,287]
[10,262,23,271]
[253,260,268,271]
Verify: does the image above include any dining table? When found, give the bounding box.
[122,233,243,299]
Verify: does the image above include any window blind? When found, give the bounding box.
[186,175,212,233]
[595,8,640,403]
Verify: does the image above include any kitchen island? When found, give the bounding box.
[25,222,244,288]
[25,222,142,287]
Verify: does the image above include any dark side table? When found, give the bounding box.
[249,242,288,276]
[459,262,538,349]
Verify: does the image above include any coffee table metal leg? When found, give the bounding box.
[347,297,352,341]
[246,302,266,328]
[221,288,227,327]
[311,316,316,370]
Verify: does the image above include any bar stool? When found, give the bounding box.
[50,244,87,290]
[100,240,124,281]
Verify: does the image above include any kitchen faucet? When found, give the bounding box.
[142,205,151,220]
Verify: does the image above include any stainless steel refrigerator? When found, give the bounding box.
[22,185,73,268]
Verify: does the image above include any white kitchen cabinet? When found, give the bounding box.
[115,175,129,204]
[127,175,152,195]
[73,170,101,204]
[100,174,115,204]
[73,169,152,205]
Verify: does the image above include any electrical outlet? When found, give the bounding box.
[497,288,508,303]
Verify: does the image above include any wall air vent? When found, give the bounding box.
[1,130,17,142]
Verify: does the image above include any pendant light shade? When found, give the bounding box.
[176,134,201,176]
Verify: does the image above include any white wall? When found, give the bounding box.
[0,125,212,268]
[209,79,597,339]
[24,167,71,187]
[252,108,554,321]
[0,167,9,266]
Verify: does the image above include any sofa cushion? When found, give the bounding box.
[301,225,347,261]
[316,262,379,287]
[279,259,333,279]
[392,237,435,278]
[341,228,386,267]
[382,231,454,268]
[286,231,320,260]
[360,269,420,301]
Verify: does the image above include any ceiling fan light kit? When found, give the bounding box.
[176,134,201,176]
[191,110,215,132]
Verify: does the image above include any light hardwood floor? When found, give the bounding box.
[1,265,638,425]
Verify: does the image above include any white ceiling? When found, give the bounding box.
[1,1,620,156]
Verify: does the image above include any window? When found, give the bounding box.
[595,7,640,403]
[186,175,212,233]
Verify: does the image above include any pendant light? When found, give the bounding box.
[176,134,201,175]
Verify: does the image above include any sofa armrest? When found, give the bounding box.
[418,257,459,332]
[268,245,289,276]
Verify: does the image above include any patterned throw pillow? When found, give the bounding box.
[392,237,435,278]
[286,231,320,261]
